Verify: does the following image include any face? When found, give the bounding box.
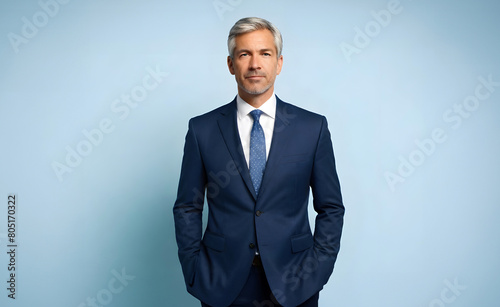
[227,29,283,99]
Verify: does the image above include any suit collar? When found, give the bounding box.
[236,93,277,120]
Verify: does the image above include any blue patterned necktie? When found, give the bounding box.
[249,110,266,195]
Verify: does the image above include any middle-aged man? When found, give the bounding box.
[173,17,344,307]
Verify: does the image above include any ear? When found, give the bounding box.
[227,56,235,75]
[276,55,283,75]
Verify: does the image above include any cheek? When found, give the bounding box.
[234,66,245,77]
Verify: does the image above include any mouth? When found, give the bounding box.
[246,75,265,79]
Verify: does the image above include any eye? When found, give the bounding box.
[263,53,271,56]
[240,53,248,57]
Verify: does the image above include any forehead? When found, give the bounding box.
[234,29,276,50]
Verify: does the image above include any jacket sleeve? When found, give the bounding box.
[310,116,345,263]
[173,119,207,286]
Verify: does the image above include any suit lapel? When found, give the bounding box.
[217,99,258,200]
[258,97,295,198]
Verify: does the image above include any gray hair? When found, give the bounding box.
[227,17,283,59]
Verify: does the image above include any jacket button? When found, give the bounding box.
[256,210,262,217]
[249,243,255,249]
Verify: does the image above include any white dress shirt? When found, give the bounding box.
[236,93,276,168]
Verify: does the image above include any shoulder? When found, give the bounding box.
[277,97,327,126]
[188,99,235,127]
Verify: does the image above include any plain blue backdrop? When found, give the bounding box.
[1,0,499,306]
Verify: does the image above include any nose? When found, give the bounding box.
[249,56,261,70]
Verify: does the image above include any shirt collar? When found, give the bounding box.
[236,92,276,120]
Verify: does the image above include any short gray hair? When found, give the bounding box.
[227,17,283,59]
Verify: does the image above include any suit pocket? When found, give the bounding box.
[290,232,314,253]
[202,231,225,252]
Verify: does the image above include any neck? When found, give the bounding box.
[238,86,274,108]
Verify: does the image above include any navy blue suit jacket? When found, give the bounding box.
[173,96,344,307]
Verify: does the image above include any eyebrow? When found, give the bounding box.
[236,48,274,54]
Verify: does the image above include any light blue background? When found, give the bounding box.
[1,0,499,306]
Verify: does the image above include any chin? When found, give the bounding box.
[240,84,271,96]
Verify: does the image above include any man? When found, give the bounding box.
[173,17,344,307]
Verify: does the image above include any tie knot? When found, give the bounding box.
[250,109,263,122]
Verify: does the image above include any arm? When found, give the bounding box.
[173,119,206,286]
[310,117,345,262]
